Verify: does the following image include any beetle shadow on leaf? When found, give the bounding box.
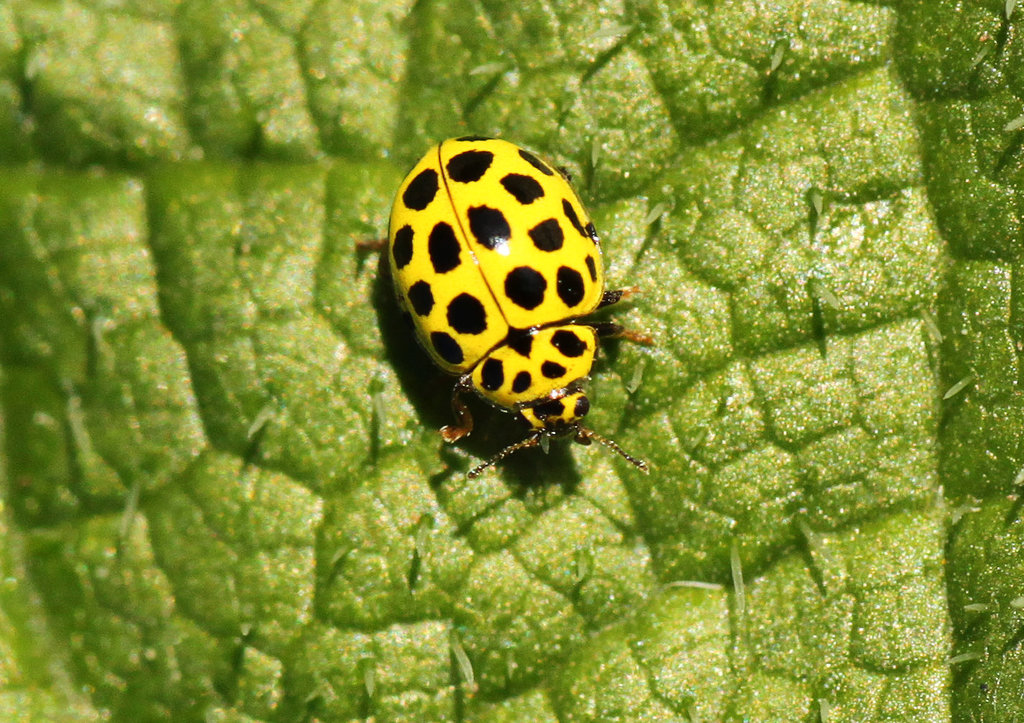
[370,253,513,475]
[372,253,586,489]
[370,252,453,433]
[502,440,582,494]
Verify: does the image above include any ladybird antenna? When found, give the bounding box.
[579,428,649,473]
[467,433,542,479]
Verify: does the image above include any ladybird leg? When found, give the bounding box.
[591,321,653,345]
[576,427,649,473]
[440,375,474,443]
[467,433,541,479]
[355,237,387,252]
[597,286,641,309]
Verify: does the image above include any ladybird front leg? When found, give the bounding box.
[591,321,653,346]
[598,286,641,309]
[440,375,475,443]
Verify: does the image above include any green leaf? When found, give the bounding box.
[0,0,1021,720]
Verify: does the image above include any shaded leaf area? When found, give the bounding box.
[892,1,1024,720]
[0,0,1010,721]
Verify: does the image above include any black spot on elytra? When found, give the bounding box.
[447,150,493,183]
[508,333,534,357]
[505,267,547,310]
[562,198,587,237]
[512,371,532,393]
[528,218,564,252]
[519,149,555,176]
[468,206,511,253]
[501,173,545,204]
[428,222,461,273]
[551,329,586,357]
[447,293,487,334]
[573,395,590,418]
[541,360,567,379]
[480,358,504,391]
[431,331,463,365]
[585,254,597,281]
[392,225,414,269]
[584,221,599,241]
[556,266,585,307]
[403,169,438,210]
[407,280,434,316]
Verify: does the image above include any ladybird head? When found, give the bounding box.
[519,392,590,434]
[466,392,649,478]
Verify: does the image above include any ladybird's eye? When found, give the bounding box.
[573,395,590,419]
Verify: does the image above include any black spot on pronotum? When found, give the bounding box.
[518,149,555,176]
[407,280,434,316]
[391,225,414,268]
[556,266,585,307]
[551,329,586,357]
[403,168,439,210]
[573,395,590,419]
[468,206,511,253]
[585,254,597,281]
[480,358,504,391]
[447,150,494,183]
[431,331,463,365]
[541,360,567,379]
[528,218,564,252]
[428,222,461,273]
[501,173,545,204]
[562,199,587,237]
[447,293,487,334]
[504,267,547,310]
[455,135,492,142]
[512,371,531,393]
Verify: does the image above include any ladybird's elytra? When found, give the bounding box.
[387,136,648,477]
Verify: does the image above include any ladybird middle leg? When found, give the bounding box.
[440,375,475,443]
[590,321,653,346]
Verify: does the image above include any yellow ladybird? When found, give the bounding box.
[388,136,648,477]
